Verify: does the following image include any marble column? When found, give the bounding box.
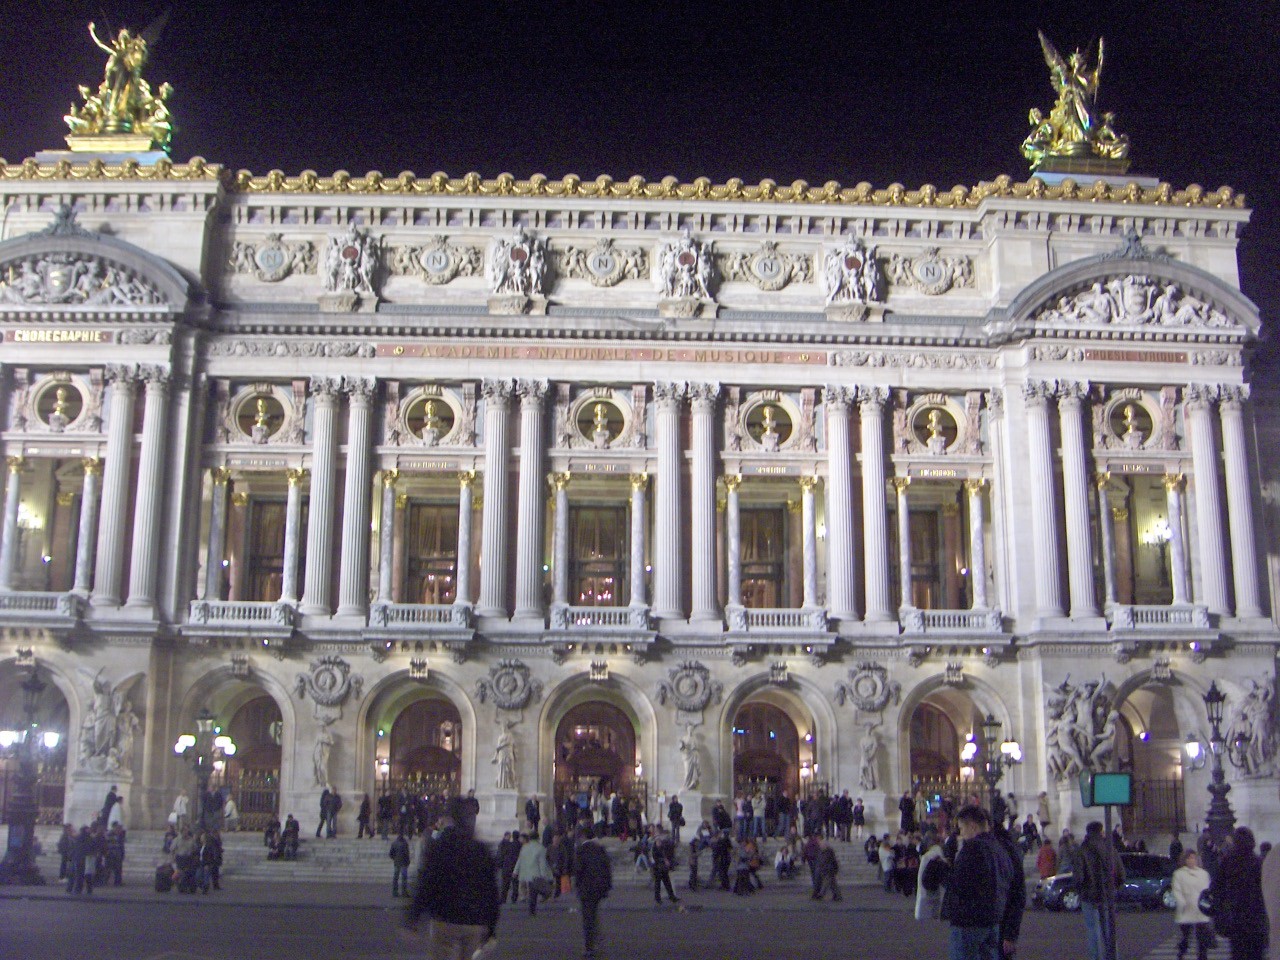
[799,476,819,609]
[376,470,398,603]
[724,475,743,609]
[1219,387,1262,617]
[280,468,305,603]
[857,386,890,622]
[1164,474,1191,605]
[72,458,102,594]
[689,382,721,622]
[1095,475,1118,608]
[477,379,513,618]
[893,477,912,610]
[628,473,648,611]
[964,478,989,610]
[652,382,685,620]
[1057,381,1100,619]
[454,472,475,609]
[203,468,231,602]
[1023,381,1065,619]
[125,366,171,609]
[1184,384,1230,615]
[550,472,570,607]
[92,365,137,607]
[0,457,23,591]
[823,385,858,621]
[513,379,549,620]
[300,377,341,616]
[393,492,409,603]
[336,377,376,618]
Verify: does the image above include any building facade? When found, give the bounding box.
[0,158,1277,841]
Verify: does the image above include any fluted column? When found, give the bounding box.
[800,476,819,609]
[336,377,376,618]
[1057,381,1099,618]
[822,385,858,620]
[1165,474,1191,606]
[652,382,685,620]
[724,475,743,609]
[92,365,138,607]
[689,382,721,622]
[893,478,912,610]
[72,458,102,594]
[125,366,171,609]
[1184,384,1230,615]
[477,379,514,617]
[1095,474,1118,608]
[856,386,890,621]
[454,472,475,609]
[964,479,989,610]
[280,468,305,603]
[300,377,341,616]
[203,468,231,601]
[1219,387,1262,617]
[513,379,549,620]
[550,472,570,607]
[376,470,398,603]
[1023,381,1065,619]
[0,457,23,591]
[628,473,648,611]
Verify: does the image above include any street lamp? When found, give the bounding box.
[0,667,47,885]
[978,713,1022,817]
[174,709,235,832]
[1201,681,1238,845]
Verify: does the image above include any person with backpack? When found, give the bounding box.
[916,829,948,920]
[574,824,613,960]
[389,832,411,897]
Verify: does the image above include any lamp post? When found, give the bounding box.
[1201,681,1237,846]
[0,667,47,885]
[978,713,1022,820]
[174,709,235,833]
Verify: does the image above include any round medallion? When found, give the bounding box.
[341,245,360,261]
[914,259,945,286]
[678,251,697,267]
[422,249,452,275]
[587,251,617,278]
[255,247,286,272]
[510,247,528,263]
[844,255,862,271]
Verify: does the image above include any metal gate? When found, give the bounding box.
[1121,777,1185,837]
[1,762,65,825]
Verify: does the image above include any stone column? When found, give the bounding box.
[724,475,743,609]
[125,366,171,609]
[1164,474,1191,605]
[454,471,475,609]
[689,382,721,623]
[1023,381,1065,619]
[823,385,858,621]
[203,468,231,602]
[376,470,398,603]
[1057,381,1100,619]
[550,472,571,608]
[72,458,102,594]
[280,468,305,603]
[92,365,137,607]
[628,473,648,611]
[336,377,376,618]
[1219,387,1262,618]
[964,478,989,610]
[857,386,891,622]
[799,476,820,609]
[893,477,912,610]
[1095,475,1118,608]
[300,377,341,616]
[0,457,22,591]
[1184,384,1230,615]
[477,379,514,618]
[652,382,685,620]
[513,379,549,621]
[393,492,409,603]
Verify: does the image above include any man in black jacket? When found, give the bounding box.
[574,824,613,960]
[497,830,522,903]
[667,795,684,844]
[1078,820,1124,960]
[940,805,1012,960]
[992,822,1027,957]
[402,801,499,959]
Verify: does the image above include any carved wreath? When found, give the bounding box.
[475,659,543,711]
[834,662,901,712]
[654,660,724,713]
[295,656,364,708]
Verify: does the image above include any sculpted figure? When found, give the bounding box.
[313,717,335,788]
[679,725,701,791]
[859,723,880,791]
[1022,31,1129,170]
[492,719,518,790]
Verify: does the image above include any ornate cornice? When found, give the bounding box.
[0,157,222,182]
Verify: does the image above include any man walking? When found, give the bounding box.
[389,832,411,897]
[667,794,684,844]
[497,830,522,904]
[812,836,842,901]
[317,787,332,839]
[939,804,1012,960]
[574,824,613,960]
[525,795,540,835]
[651,825,680,905]
[1078,820,1124,960]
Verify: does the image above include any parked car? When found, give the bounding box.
[1033,853,1176,911]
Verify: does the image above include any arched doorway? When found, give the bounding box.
[0,669,69,825]
[732,701,802,805]
[219,694,283,831]
[387,697,462,798]
[907,689,986,806]
[553,702,639,817]
[1113,683,1186,836]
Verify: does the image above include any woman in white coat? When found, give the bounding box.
[914,833,947,921]
[1171,850,1213,960]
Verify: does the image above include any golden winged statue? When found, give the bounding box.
[64,16,174,153]
[1021,31,1129,173]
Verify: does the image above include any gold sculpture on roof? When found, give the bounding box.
[1022,31,1129,174]
[64,19,174,154]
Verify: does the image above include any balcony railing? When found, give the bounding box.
[901,607,1004,634]
[727,606,829,633]
[188,600,295,627]
[369,602,472,628]
[550,604,651,630]
[1108,604,1211,631]
[0,591,84,618]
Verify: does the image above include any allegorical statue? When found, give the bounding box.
[1021,31,1129,173]
[678,725,701,791]
[64,17,174,153]
[492,719,518,790]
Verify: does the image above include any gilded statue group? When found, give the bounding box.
[63,20,173,152]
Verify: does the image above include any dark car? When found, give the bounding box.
[1034,852,1176,911]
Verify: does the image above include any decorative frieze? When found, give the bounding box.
[887,247,973,295]
[390,235,482,284]
[228,233,315,281]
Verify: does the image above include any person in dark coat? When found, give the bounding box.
[574,824,613,960]
[1209,826,1269,960]
[524,795,540,834]
[650,825,680,905]
[458,789,480,837]
[1078,820,1124,960]
[992,822,1027,957]
[899,791,917,833]
[389,832,411,897]
[100,786,119,827]
[104,823,126,886]
[939,805,1012,960]
[402,800,499,958]
[667,795,684,844]
[812,836,842,901]
[497,830,522,903]
[377,793,394,839]
[316,788,332,838]
[357,793,373,839]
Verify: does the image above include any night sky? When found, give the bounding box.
[2,2,1277,340]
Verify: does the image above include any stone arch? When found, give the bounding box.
[714,673,840,798]
[894,672,1015,796]
[355,670,478,798]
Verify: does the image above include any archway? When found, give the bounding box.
[220,694,283,830]
[0,668,71,825]
[1112,681,1190,837]
[553,701,638,817]
[387,696,463,797]
[731,701,801,807]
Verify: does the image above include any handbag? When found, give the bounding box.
[1197,889,1214,917]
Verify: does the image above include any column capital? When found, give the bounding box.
[798,475,820,493]
[286,467,307,486]
[1112,506,1129,522]
[855,385,888,410]
[6,455,23,474]
[517,378,549,404]
[653,380,687,406]
[547,470,571,492]
[821,384,856,410]
[688,381,721,410]
[210,467,231,486]
[309,375,343,400]
[458,469,477,489]
[138,364,171,388]
[1162,473,1185,492]
[1183,382,1220,411]
[1022,379,1057,407]
[395,493,409,509]
[231,491,250,507]
[891,476,911,493]
[628,472,649,492]
[481,378,515,402]
[985,390,1005,418]
[343,376,377,404]
[1219,384,1249,411]
[1055,380,1089,404]
[104,363,138,388]
[963,477,987,494]
[1094,471,1112,490]
[382,469,400,489]
[81,456,102,476]
[723,474,743,493]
